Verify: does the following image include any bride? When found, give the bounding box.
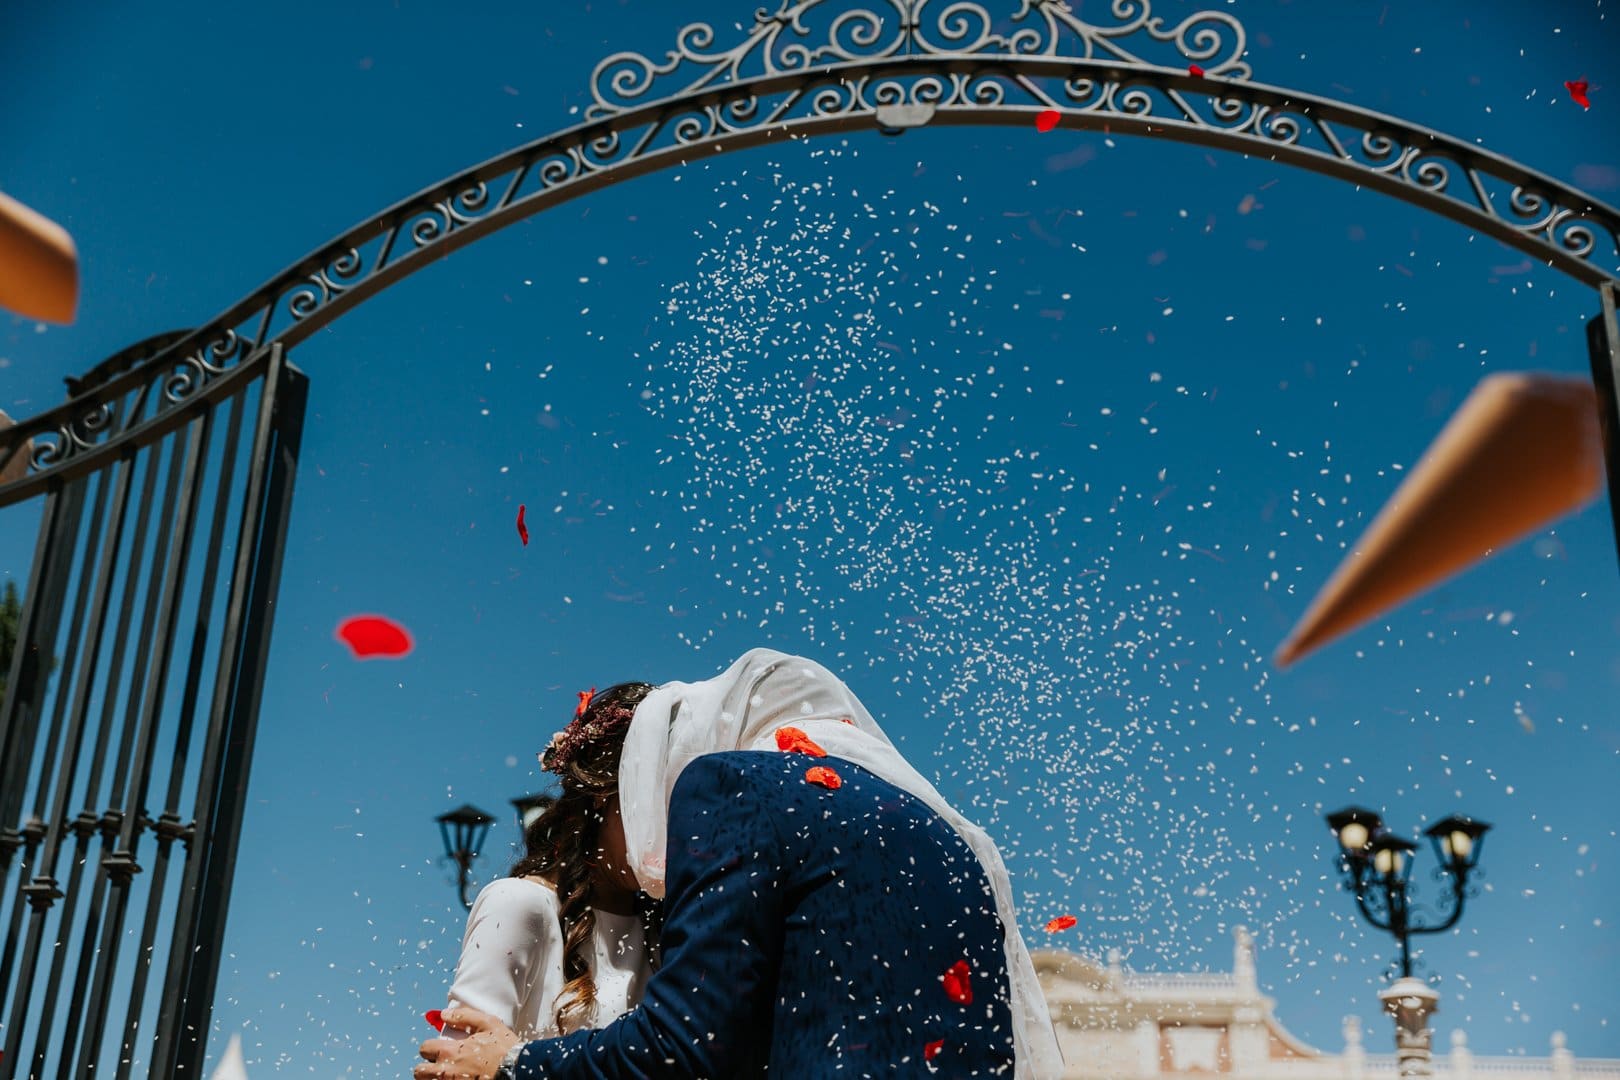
[439,683,662,1040]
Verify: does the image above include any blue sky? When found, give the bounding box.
[2,0,1619,1075]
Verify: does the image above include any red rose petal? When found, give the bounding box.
[517,503,529,546]
[1188,64,1206,78]
[775,726,828,757]
[805,765,842,790]
[1565,79,1591,110]
[335,615,413,660]
[924,1039,945,1061]
[1035,109,1061,132]
[941,959,973,1005]
[1045,914,1078,933]
[839,716,855,725]
[424,1009,445,1031]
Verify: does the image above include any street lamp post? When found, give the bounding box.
[1325,807,1491,1079]
[436,804,496,910]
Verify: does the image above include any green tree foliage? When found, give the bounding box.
[0,579,61,702]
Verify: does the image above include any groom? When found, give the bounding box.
[415,649,1059,1078]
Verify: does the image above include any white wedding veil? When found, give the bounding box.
[617,647,1065,1079]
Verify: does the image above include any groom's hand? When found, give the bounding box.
[414,1007,520,1079]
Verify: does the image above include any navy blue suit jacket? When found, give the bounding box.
[512,750,1016,1078]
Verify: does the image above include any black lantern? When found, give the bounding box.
[436,804,495,910]
[1424,815,1490,875]
[1327,805,1383,853]
[1322,804,1488,983]
[1367,831,1418,888]
[512,792,557,841]
[1327,805,1384,880]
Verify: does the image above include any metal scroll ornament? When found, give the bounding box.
[587,0,1250,119]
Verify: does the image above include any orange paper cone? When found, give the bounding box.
[1275,373,1603,667]
[0,190,78,324]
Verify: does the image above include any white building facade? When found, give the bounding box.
[1033,929,1618,1080]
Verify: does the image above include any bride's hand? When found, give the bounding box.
[414,1007,519,1079]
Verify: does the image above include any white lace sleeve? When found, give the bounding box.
[443,877,562,1039]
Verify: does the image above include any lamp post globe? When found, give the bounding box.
[1425,815,1491,875]
[1368,831,1419,889]
[512,791,557,836]
[1327,806,1383,854]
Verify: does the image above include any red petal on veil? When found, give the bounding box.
[775,726,828,757]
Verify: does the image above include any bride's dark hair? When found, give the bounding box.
[510,681,662,1033]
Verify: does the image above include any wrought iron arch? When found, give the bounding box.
[1,0,1618,506]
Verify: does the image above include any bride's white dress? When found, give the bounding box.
[444,876,650,1039]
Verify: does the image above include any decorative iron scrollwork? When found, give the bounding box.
[587,0,1250,120]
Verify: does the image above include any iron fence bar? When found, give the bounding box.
[25,467,111,826]
[75,350,269,1076]
[25,450,141,1079]
[0,474,81,1080]
[75,427,193,1076]
[56,814,123,1080]
[157,388,248,835]
[156,347,308,1076]
[0,484,72,866]
[108,409,213,1079]
[96,384,247,1077]
[1588,283,1620,571]
[132,385,246,1077]
[3,480,93,836]
[2,465,112,1077]
[55,443,165,1077]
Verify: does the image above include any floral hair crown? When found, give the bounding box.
[540,686,637,774]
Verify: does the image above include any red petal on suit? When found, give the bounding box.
[941,959,973,1005]
[805,765,842,790]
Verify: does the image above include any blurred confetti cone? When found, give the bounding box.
[208,1033,249,1080]
[1275,373,1604,667]
[0,190,78,324]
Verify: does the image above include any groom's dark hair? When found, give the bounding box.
[511,681,660,1033]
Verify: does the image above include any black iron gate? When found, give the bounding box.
[0,344,306,1078]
